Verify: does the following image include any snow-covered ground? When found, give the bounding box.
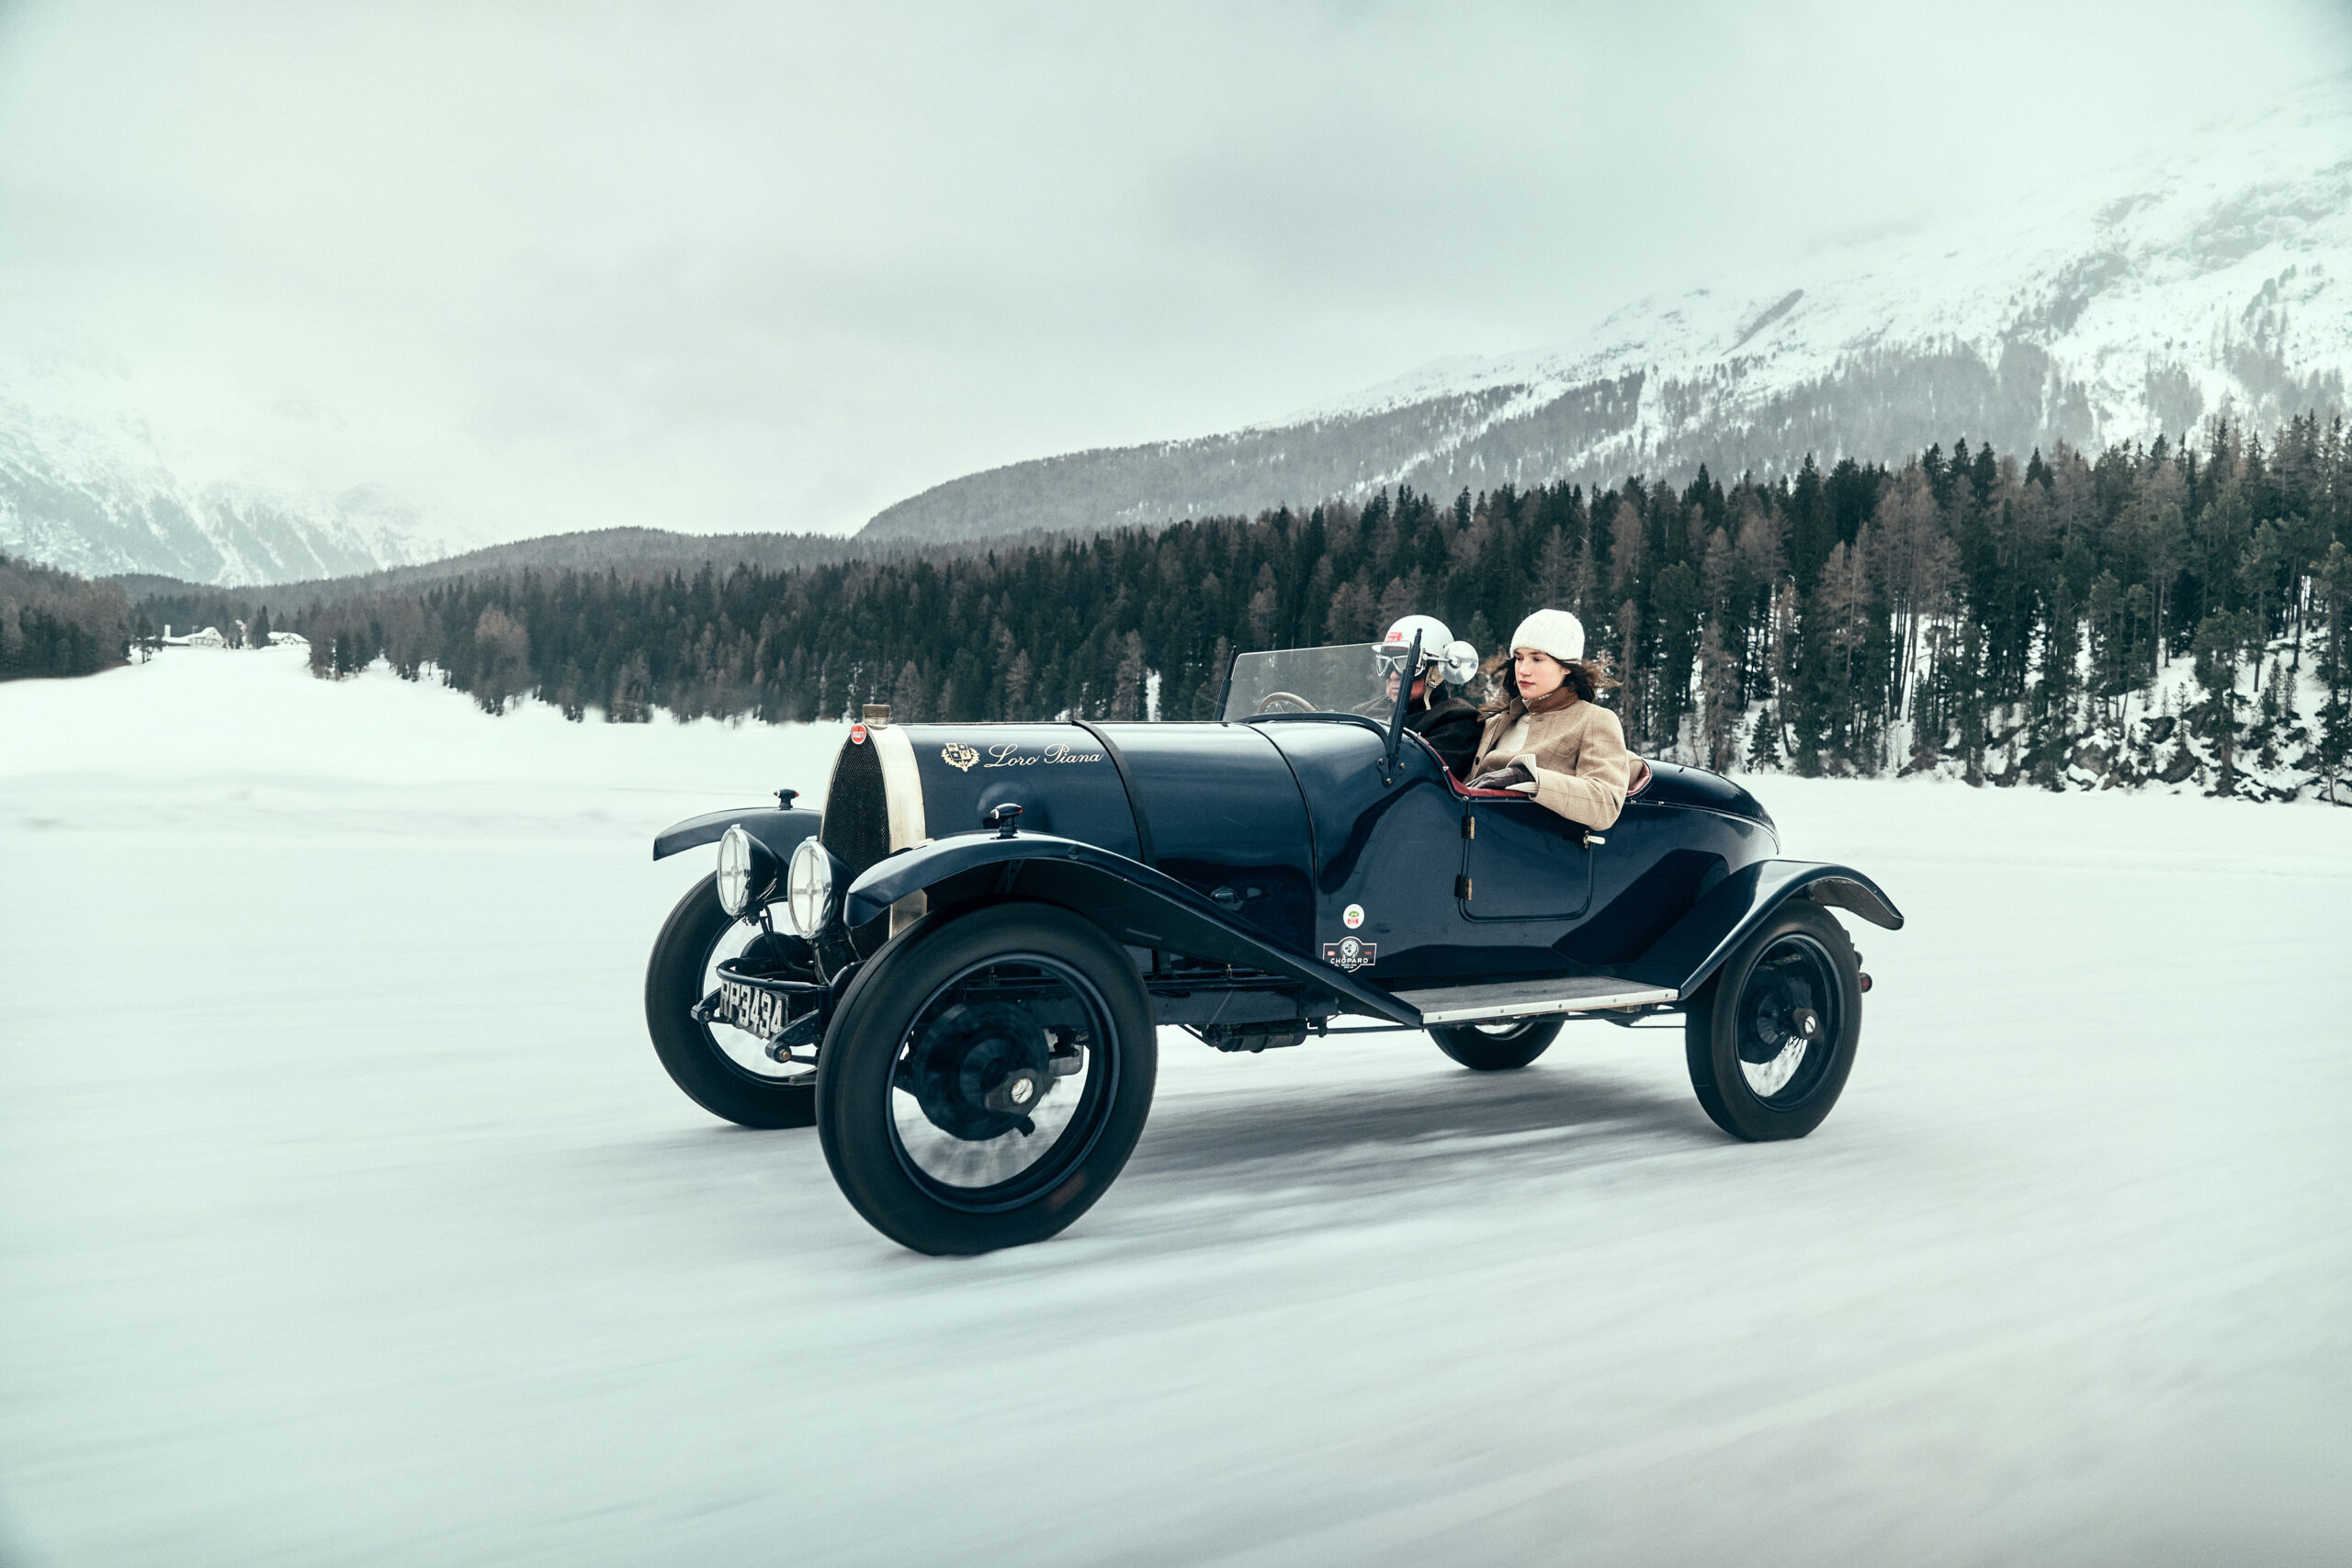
[4,649,2349,1566]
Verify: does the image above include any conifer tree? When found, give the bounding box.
[185,411,2352,797]
[2189,610,2256,795]
[2310,542,2352,802]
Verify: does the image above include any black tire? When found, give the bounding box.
[816,903,1156,1255]
[644,872,817,1129]
[1684,902,1861,1141]
[1431,1016,1564,1071]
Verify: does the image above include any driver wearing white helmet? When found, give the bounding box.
[1362,614,1486,781]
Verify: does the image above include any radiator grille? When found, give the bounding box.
[820,734,891,881]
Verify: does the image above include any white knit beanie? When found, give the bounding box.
[1510,608,1585,664]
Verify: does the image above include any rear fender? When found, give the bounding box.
[1624,860,1903,998]
[651,807,822,863]
[842,831,1419,1025]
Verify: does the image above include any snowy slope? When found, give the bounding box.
[865,78,2352,543]
[3,651,2349,1565]
[0,374,448,585]
[1312,79,2352,475]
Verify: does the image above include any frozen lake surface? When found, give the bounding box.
[5,649,2350,1566]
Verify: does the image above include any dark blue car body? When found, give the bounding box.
[661,709,1901,1035]
[646,674,1906,1253]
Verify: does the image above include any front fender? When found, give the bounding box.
[843,830,1419,1025]
[651,806,822,863]
[1624,860,1903,997]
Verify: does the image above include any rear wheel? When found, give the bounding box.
[816,904,1156,1255]
[1431,1017,1563,1071]
[1684,902,1860,1141]
[644,872,818,1129]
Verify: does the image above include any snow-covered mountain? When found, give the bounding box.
[10,80,2347,577]
[0,387,446,585]
[865,80,2352,544]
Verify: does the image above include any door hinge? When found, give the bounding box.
[1461,816,1475,839]
[1455,874,1473,900]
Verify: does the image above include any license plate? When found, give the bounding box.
[718,980,790,1040]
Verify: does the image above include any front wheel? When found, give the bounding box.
[816,903,1157,1255]
[644,872,818,1129]
[1684,902,1861,1141]
[1432,1016,1563,1071]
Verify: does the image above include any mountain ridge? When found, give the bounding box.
[0,387,449,586]
[9,80,2350,581]
[106,518,1162,615]
[863,80,2352,545]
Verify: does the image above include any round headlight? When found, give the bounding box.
[786,835,835,937]
[715,824,753,917]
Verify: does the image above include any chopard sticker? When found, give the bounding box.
[1323,937,1376,972]
[850,722,868,745]
[1342,903,1365,930]
[941,743,979,772]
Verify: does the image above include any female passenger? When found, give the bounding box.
[1464,609,1633,831]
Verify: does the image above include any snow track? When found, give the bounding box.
[3,650,2349,1565]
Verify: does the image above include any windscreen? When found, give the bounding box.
[1220,642,1403,721]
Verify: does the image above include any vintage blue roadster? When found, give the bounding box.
[644,636,1904,1254]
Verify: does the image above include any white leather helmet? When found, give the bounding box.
[1379,615,1480,687]
[1509,607,1585,664]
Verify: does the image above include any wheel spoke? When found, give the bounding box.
[1743,1038,1806,1097]
[1736,935,1840,1105]
[887,954,1112,1202]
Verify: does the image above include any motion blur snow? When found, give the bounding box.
[3,649,2348,1565]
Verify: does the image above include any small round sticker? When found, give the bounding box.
[850,723,867,745]
[1343,903,1364,930]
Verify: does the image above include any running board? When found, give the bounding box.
[1385,976,1679,1025]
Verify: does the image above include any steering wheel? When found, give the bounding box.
[1253,691,1316,714]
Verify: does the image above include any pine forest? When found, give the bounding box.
[84,414,2352,803]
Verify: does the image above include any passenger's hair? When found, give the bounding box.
[1478,649,1617,714]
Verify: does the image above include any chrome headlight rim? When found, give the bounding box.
[785,836,835,937]
[716,824,754,918]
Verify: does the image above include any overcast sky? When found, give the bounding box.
[1,0,2347,546]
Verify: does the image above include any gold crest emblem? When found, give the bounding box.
[941,742,980,773]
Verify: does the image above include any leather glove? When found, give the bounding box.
[1466,761,1534,792]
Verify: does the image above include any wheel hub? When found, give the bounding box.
[1739,973,1818,1063]
[985,1066,1046,1116]
[908,1002,1054,1141]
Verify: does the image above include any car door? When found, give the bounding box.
[1458,796,1593,921]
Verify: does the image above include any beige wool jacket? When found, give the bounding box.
[1467,696,1634,829]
